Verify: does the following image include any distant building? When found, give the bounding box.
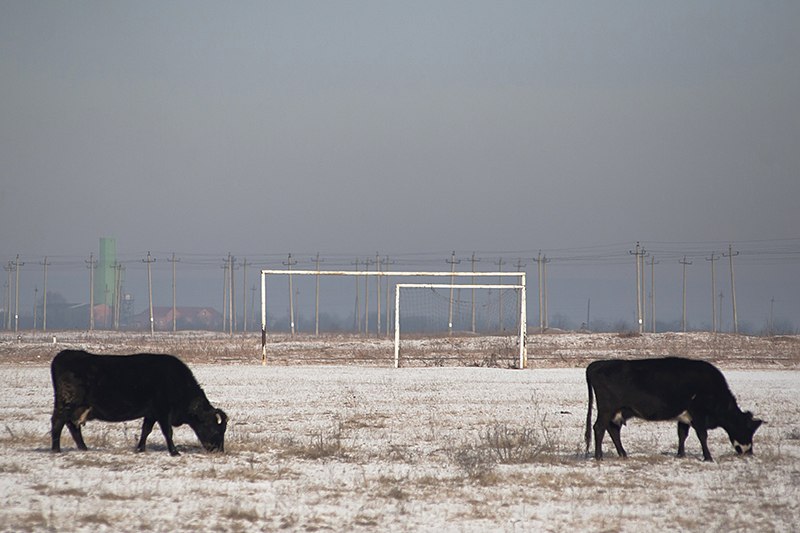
[128,306,223,331]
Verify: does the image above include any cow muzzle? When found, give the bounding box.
[733,441,752,455]
[203,441,224,453]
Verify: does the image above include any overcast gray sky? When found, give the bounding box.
[1,1,798,330]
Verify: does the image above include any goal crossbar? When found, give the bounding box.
[393,283,526,369]
[260,269,526,367]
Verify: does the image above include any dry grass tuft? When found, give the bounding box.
[482,423,551,464]
[277,425,345,460]
[223,504,261,522]
[449,440,497,484]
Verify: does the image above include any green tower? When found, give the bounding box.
[95,237,117,308]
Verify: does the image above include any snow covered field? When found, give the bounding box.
[1,355,799,531]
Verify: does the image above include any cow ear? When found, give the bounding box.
[215,409,227,425]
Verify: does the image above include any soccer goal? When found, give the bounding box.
[393,283,526,369]
[260,269,526,368]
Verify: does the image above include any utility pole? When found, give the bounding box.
[352,258,361,333]
[114,263,124,330]
[495,257,505,332]
[470,253,481,333]
[718,292,725,332]
[543,255,550,330]
[533,253,551,332]
[228,253,236,335]
[724,245,739,334]
[629,243,646,333]
[533,252,545,333]
[250,283,257,332]
[284,253,297,336]
[143,252,155,335]
[86,253,96,331]
[680,256,692,332]
[649,256,658,333]
[514,258,526,334]
[241,258,249,333]
[640,250,647,331]
[384,255,394,337]
[221,259,229,332]
[769,297,775,336]
[4,262,12,330]
[364,257,375,336]
[706,253,719,333]
[13,255,23,333]
[376,252,382,337]
[446,251,461,335]
[41,257,50,332]
[586,298,591,329]
[168,253,180,332]
[313,253,323,335]
[33,287,38,330]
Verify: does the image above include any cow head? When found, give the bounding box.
[728,411,762,456]
[190,406,228,453]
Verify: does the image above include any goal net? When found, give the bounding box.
[393,283,526,369]
[259,269,526,368]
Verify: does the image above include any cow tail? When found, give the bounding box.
[585,372,594,456]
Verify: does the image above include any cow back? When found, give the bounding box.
[587,357,737,422]
[51,350,209,423]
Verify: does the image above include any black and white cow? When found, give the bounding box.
[51,349,227,456]
[585,357,762,461]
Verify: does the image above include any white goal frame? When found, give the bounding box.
[260,269,526,368]
[393,283,526,369]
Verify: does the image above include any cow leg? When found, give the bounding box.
[66,421,88,450]
[51,415,65,452]
[592,418,608,459]
[693,426,713,462]
[607,422,627,458]
[677,422,690,457]
[136,418,156,452]
[157,419,180,456]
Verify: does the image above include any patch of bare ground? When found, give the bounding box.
[2,330,798,368]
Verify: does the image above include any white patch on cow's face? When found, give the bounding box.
[733,440,751,454]
[612,411,624,425]
[676,410,692,425]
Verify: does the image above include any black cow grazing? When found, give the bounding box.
[51,350,227,456]
[585,357,762,461]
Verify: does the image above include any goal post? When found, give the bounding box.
[260,269,526,367]
[394,283,526,369]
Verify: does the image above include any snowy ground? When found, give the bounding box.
[1,347,799,531]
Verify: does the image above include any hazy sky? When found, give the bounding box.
[1,1,798,329]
